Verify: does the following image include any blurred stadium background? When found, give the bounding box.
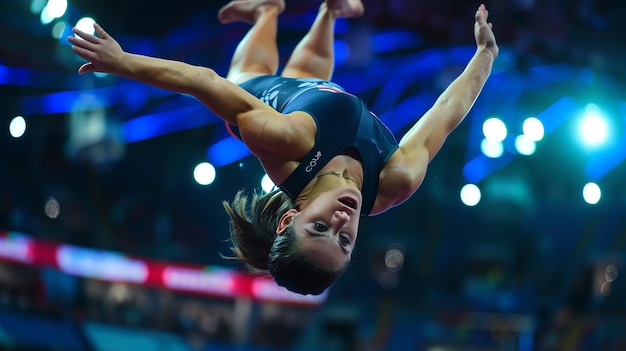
[1,0,626,350]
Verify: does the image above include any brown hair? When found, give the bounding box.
[222,189,343,295]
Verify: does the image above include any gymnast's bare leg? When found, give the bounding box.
[281,0,364,80]
[219,0,286,84]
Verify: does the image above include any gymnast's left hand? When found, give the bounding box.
[474,4,499,59]
[67,23,125,75]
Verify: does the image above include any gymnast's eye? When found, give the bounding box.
[313,222,328,232]
[339,234,350,246]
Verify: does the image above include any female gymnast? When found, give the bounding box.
[68,0,499,295]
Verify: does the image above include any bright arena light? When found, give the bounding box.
[44,0,68,19]
[261,174,275,193]
[522,117,544,142]
[384,248,405,272]
[51,21,67,39]
[515,135,536,156]
[40,8,54,25]
[30,0,46,14]
[482,117,507,143]
[75,17,96,35]
[582,182,601,205]
[44,197,61,219]
[194,162,216,186]
[580,104,608,146]
[460,184,481,207]
[480,139,504,158]
[9,116,26,138]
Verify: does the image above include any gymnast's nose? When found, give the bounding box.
[333,210,350,230]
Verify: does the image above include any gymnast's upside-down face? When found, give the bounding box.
[277,185,362,270]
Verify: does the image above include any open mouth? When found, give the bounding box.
[338,197,358,209]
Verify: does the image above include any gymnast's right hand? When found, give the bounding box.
[68,23,124,75]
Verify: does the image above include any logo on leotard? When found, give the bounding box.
[260,84,283,109]
[305,151,322,172]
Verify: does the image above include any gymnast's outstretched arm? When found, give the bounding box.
[68,23,312,161]
[398,4,498,163]
[68,23,277,126]
[374,4,498,213]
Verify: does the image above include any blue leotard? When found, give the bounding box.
[227,76,398,216]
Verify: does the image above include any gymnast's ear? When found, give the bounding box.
[276,209,298,235]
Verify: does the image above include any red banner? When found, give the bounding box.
[0,230,327,306]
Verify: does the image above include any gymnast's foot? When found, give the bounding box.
[218,0,286,24]
[326,0,364,18]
